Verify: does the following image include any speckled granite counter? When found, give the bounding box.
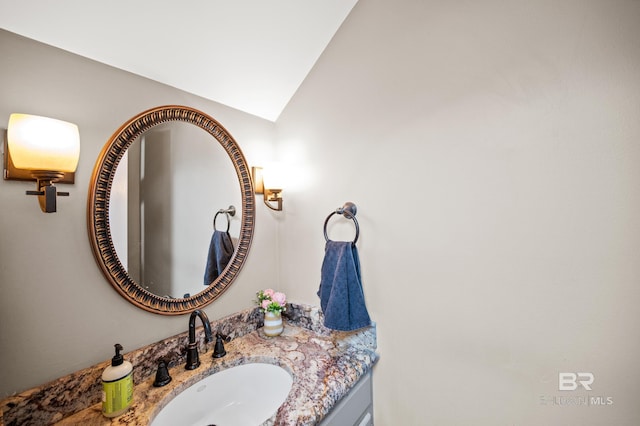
[0,304,377,426]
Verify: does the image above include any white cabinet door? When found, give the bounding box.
[319,371,373,426]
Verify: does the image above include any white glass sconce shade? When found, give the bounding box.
[7,113,80,173]
[4,113,81,212]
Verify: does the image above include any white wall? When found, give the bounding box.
[0,30,278,397]
[276,0,640,424]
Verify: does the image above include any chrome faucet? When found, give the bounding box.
[185,309,213,370]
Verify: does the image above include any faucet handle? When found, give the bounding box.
[213,333,230,358]
[153,359,172,387]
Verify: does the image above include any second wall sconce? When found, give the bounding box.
[252,166,283,211]
[3,113,80,213]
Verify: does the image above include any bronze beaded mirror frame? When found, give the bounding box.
[87,105,255,315]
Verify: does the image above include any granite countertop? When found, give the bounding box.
[1,304,377,426]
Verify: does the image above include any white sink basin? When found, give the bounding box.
[151,363,293,426]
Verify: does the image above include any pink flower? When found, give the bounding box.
[273,292,286,306]
[256,288,287,313]
[263,288,275,298]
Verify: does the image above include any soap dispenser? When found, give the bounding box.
[102,343,134,418]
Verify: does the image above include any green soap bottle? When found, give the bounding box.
[101,343,134,418]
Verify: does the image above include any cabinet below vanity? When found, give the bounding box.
[320,371,373,426]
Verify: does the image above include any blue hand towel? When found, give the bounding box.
[317,240,371,331]
[204,230,234,285]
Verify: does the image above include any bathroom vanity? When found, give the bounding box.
[0,304,377,425]
[319,371,373,426]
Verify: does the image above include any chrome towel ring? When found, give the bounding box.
[213,205,236,232]
[323,202,359,243]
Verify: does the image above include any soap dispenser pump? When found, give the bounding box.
[101,343,134,418]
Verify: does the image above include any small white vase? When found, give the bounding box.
[263,311,283,337]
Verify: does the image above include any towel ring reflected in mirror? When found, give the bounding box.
[87,106,255,315]
[323,202,359,244]
[214,205,236,232]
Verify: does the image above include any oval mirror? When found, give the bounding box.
[87,105,255,315]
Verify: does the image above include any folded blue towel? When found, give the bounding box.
[204,230,234,285]
[317,240,371,331]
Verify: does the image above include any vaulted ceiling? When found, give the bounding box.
[0,1,358,121]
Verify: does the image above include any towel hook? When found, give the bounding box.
[323,202,359,243]
[213,205,236,232]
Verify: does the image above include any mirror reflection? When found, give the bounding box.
[109,121,241,299]
[88,105,254,315]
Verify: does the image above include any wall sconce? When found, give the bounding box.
[3,113,80,213]
[252,166,283,211]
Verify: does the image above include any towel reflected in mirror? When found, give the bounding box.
[204,230,234,285]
